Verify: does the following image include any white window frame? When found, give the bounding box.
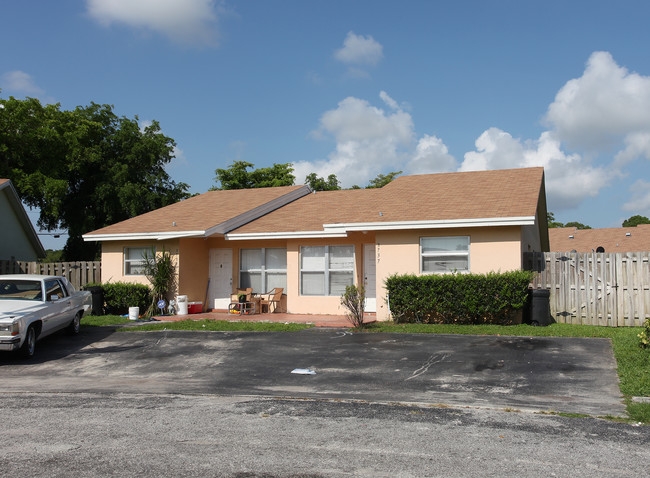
[299,245,355,296]
[124,247,150,276]
[239,248,287,293]
[420,236,470,274]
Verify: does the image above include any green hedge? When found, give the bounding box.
[385,271,535,325]
[86,282,151,315]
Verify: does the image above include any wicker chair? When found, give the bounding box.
[259,288,283,313]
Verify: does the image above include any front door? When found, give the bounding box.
[363,244,376,312]
[208,248,233,310]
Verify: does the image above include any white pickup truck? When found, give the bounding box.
[0,274,92,358]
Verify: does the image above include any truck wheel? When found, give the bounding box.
[67,312,81,336]
[19,326,36,358]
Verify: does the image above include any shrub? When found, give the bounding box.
[639,318,650,349]
[340,284,365,328]
[142,247,176,317]
[385,270,535,325]
[93,282,152,315]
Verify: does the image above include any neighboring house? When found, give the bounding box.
[0,179,46,261]
[549,224,650,252]
[83,167,549,321]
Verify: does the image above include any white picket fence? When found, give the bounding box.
[524,252,650,327]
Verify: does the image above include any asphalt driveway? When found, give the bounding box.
[0,327,625,416]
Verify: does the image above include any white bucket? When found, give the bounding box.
[177,295,188,315]
[128,307,139,321]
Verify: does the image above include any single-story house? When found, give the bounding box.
[83,167,549,321]
[549,224,650,252]
[0,179,46,261]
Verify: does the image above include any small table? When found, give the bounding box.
[228,300,257,315]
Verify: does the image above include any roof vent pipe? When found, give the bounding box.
[569,235,574,239]
[626,232,631,237]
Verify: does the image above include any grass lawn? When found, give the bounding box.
[81,314,133,327]
[118,318,313,332]
[365,322,650,424]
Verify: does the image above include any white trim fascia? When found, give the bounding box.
[82,231,205,242]
[224,216,535,241]
[225,231,348,241]
[323,216,536,232]
[205,185,311,236]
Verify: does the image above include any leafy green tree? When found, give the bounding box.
[0,96,189,260]
[305,173,341,191]
[564,221,591,230]
[212,161,295,190]
[622,215,650,227]
[366,171,402,189]
[547,212,564,228]
[39,249,64,263]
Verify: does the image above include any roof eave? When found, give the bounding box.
[225,216,536,240]
[82,231,206,242]
[1,180,46,257]
[323,216,537,233]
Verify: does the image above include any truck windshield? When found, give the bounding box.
[0,280,43,301]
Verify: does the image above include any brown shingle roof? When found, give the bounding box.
[0,179,9,187]
[232,167,544,234]
[549,225,650,252]
[85,185,306,236]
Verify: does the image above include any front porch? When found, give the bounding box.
[153,311,377,328]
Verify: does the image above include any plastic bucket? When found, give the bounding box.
[128,307,139,321]
[177,295,188,315]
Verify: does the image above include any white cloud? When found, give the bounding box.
[1,70,45,95]
[545,51,650,154]
[623,179,650,214]
[86,0,220,47]
[334,31,383,66]
[295,92,457,187]
[407,135,457,174]
[295,93,414,187]
[460,128,611,210]
[615,131,650,164]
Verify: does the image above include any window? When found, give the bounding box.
[300,245,354,296]
[44,279,65,301]
[420,236,470,273]
[239,248,287,293]
[124,247,149,275]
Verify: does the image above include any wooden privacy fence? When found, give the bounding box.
[0,260,101,290]
[524,252,650,327]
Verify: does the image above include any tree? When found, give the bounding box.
[366,171,402,189]
[622,215,650,228]
[212,161,295,190]
[564,222,591,230]
[0,96,190,260]
[305,173,341,191]
[547,212,564,228]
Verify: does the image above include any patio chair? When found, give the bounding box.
[260,287,283,313]
[230,288,253,303]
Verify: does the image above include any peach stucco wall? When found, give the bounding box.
[100,239,180,295]
[374,227,523,321]
[99,225,530,320]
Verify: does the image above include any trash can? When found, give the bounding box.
[530,289,552,326]
[85,286,104,316]
[177,295,188,315]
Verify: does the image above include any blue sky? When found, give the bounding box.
[3,0,650,249]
